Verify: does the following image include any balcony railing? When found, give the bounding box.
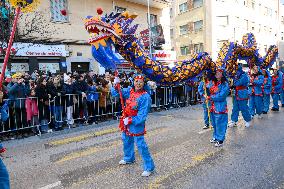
[125,0,170,9]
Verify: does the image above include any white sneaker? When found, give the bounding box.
[210,138,217,143]
[228,121,237,127]
[214,141,223,147]
[245,122,250,127]
[257,114,263,119]
[119,160,127,165]
[119,159,134,165]
[141,171,152,177]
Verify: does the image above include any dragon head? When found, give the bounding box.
[84,8,138,49]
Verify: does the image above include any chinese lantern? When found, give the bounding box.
[97,8,103,15]
[61,9,67,16]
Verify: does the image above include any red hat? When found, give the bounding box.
[134,74,145,81]
[216,68,224,73]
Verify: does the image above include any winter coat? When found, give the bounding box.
[87,85,99,102]
[233,71,249,100]
[8,83,29,108]
[25,97,39,122]
[63,83,76,107]
[208,81,229,114]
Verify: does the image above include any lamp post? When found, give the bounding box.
[147,0,152,57]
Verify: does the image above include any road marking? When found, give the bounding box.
[38,181,61,189]
[198,129,211,134]
[68,134,181,188]
[55,127,169,164]
[47,128,119,147]
[148,151,217,189]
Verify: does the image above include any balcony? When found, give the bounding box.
[125,0,170,9]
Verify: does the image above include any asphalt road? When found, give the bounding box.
[1,99,284,189]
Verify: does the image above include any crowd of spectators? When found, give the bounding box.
[0,69,200,140]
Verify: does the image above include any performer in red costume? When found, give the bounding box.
[111,74,155,177]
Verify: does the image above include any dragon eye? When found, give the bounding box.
[106,19,110,23]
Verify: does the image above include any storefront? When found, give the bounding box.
[0,43,67,74]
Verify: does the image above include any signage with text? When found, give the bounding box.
[12,43,66,57]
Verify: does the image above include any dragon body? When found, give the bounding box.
[84,10,278,85]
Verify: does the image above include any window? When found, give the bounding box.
[150,14,158,27]
[115,6,126,13]
[180,46,189,55]
[170,8,173,18]
[179,2,188,13]
[282,16,284,24]
[179,25,188,35]
[267,8,272,17]
[251,22,255,30]
[217,16,229,26]
[50,0,68,23]
[258,24,261,32]
[244,19,248,30]
[193,43,203,53]
[251,0,255,9]
[193,0,203,8]
[170,28,174,38]
[194,20,203,32]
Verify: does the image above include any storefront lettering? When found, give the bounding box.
[26,51,63,56]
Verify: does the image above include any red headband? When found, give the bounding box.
[216,69,224,73]
[134,75,144,80]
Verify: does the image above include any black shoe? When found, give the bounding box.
[282,104,284,107]
[262,111,267,114]
[271,108,279,111]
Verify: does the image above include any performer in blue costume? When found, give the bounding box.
[281,69,284,107]
[206,69,229,147]
[271,68,283,111]
[249,65,264,119]
[0,144,9,189]
[261,69,272,114]
[111,74,155,177]
[198,73,211,129]
[228,63,251,128]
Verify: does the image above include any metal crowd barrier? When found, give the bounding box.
[0,84,201,135]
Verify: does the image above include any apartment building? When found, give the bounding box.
[172,0,283,62]
[1,0,170,74]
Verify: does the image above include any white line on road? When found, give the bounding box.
[38,181,61,189]
[198,129,211,134]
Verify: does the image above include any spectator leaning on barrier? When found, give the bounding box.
[25,89,39,133]
[73,74,88,125]
[48,76,65,131]
[97,79,111,119]
[8,73,29,130]
[63,74,76,126]
[35,77,51,133]
[86,80,98,124]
